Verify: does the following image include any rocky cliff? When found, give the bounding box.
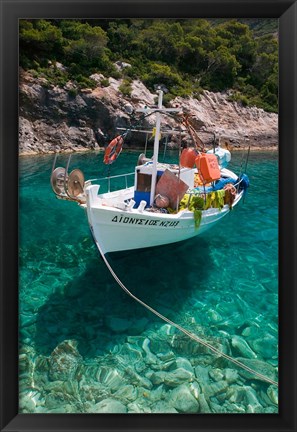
[19,69,278,155]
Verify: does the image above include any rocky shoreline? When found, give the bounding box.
[19,146,278,157]
[19,69,278,156]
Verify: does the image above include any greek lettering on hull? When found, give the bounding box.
[111,215,179,227]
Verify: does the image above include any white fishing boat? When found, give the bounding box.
[51,87,249,255]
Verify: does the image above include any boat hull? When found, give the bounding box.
[85,185,243,254]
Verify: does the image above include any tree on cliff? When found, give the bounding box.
[19,18,278,112]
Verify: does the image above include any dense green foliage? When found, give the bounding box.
[19,18,278,112]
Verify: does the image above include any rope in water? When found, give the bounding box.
[95,239,278,387]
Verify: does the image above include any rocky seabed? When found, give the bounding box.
[19,319,278,414]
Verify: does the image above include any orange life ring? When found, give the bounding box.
[103,135,124,165]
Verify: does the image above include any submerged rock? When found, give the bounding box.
[114,385,138,402]
[62,380,80,399]
[19,390,43,412]
[96,366,124,391]
[241,325,261,338]
[146,384,165,402]
[117,342,143,364]
[124,366,153,389]
[226,385,244,404]
[150,360,175,371]
[19,346,37,390]
[234,357,278,383]
[224,368,239,384]
[48,340,83,381]
[195,365,211,384]
[151,368,193,387]
[149,337,171,355]
[231,335,257,359]
[244,386,264,413]
[35,355,50,373]
[45,390,79,410]
[127,401,152,413]
[157,351,176,362]
[209,368,224,382]
[142,338,158,364]
[168,384,200,413]
[250,335,278,360]
[89,398,127,413]
[158,323,177,336]
[267,385,278,405]
[225,402,246,414]
[209,401,228,413]
[152,401,178,413]
[197,392,211,413]
[170,357,194,374]
[203,380,229,399]
[79,383,107,403]
[188,381,201,400]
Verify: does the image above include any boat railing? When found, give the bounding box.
[88,172,135,193]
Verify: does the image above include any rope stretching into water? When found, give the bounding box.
[94,239,278,387]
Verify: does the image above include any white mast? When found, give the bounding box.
[149,89,163,205]
[137,87,180,205]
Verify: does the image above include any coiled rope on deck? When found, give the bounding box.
[95,240,278,387]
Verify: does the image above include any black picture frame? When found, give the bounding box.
[1,1,296,431]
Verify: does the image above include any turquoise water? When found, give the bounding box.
[19,150,278,414]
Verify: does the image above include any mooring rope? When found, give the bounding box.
[95,239,278,387]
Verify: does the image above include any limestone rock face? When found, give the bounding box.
[19,69,278,155]
[173,90,278,149]
[19,117,98,154]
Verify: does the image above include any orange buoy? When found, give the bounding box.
[104,135,124,165]
[180,147,198,168]
[195,153,221,183]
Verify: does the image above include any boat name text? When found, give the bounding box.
[111,216,179,227]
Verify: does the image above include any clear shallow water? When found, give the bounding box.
[19,150,278,414]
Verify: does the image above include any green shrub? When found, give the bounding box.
[74,75,97,89]
[119,79,132,97]
[68,87,78,97]
[124,65,139,79]
[143,63,183,90]
[162,93,175,106]
[109,69,122,79]
[100,78,109,87]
